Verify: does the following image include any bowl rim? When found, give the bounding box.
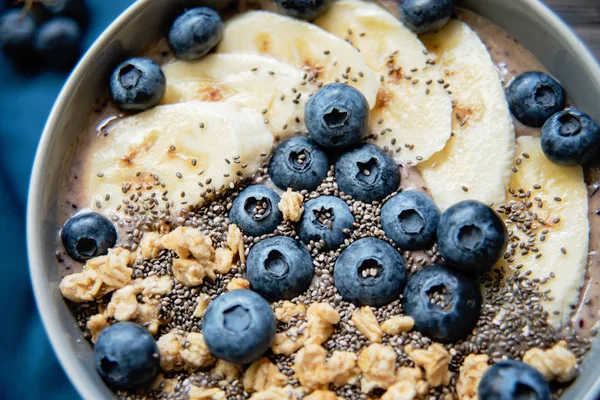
[26,0,600,399]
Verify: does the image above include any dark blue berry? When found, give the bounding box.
[334,237,407,306]
[274,0,331,21]
[399,0,453,34]
[168,7,223,61]
[298,196,354,250]
[381,191,440,251]
[403,264,481,343]
[437,200,507,275]
[246,236,313,301]
[0,9,36,58]
[229,185,283,237]
[335,144,400,203]
[268,136,329,191]
[61,212,117,262]
[34,17,81,69]
[305,83,369,149]
[506,71,566,127]
[478,360,551,400]
[94,322,160,390]
[541,109,600,166]
[110,57,166,112]
[203,290,276,365]
[42,0,89,29]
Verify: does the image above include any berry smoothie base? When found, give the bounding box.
[53,1,600,399]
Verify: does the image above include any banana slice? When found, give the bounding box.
[417,20,516,211]
[315,0,452,165]
[216,10,380,109]
[161,53,318,140]
[88,102,273,212]
[494,136,589,328]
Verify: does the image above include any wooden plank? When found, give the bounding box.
[543,0,600,60]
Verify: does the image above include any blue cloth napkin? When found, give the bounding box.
[0,1,134,398]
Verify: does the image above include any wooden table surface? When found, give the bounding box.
[544,0,600,60]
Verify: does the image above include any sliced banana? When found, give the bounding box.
[315,0,452,165]
[161,53,318,140]
[217,10,380,109]
[88,102,274,212]
[417,20,516,211]
[494,136,589,328]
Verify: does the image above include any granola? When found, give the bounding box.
[523,341,577,383]
[278,189,304,222]
[306,303,340,346]
[456,354,489,400]
[351,307,383,343]
[357,344,398,392]
[243,358,287,393]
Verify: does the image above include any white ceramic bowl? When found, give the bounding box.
[27,0,600,398]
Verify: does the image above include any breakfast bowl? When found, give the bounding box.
[27,0,600,399]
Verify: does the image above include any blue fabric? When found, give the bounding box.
[0,1,134,399]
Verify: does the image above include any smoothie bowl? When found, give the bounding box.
[27,0,600,399]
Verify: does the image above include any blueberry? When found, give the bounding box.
[110,57,166,112]
[274,0,331,21]
[403,264,481,343]
[334,237,407,306]
[399,0,453,34]
[268,137,329,191]
[229,185,283,237]
[61,212,117,262]
[203,290,276,364]
[34,17,81,69]
[42,0,89,29]
[335,144,400,203]
[0,9,36,58]
[94,322,160,390]
[381,191,440,251]
[298,196,354,250]
[305,83,369,149]
[246,236,313,301]
[478,360,552,400]
[437,200,507,275]
[506,71,566,127]
[541,109,600,166]
[168,7,223,61]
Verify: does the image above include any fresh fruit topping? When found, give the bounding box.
[381,191,440,251]
[506,71,566,128]
[217,11,379,108]
[168,7,223,61]
[109,57,166,112]
[305,83,369,149]
[403,264,481,343]
[298,195,355,249]
[315,0,453,166]
[269,136,329,191]
[94,322,160,389]
[418,21,515,211]
[161,53,317,141]
[202,290,276,365]
[496,136,589,327]
[88,103,273,213]
[541,109,600,166]
[246,236,313,301]
[42,0,89,29]
[0,9,36,59]
[61,212,117,262]
[229,185,283,237]
[34,17,81,69]
[478,360,551,400]
[333,237,407,306]
[437,200,507,275]
[399,0,453,34]
[274,0,331,21]
[335,144,400,203]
